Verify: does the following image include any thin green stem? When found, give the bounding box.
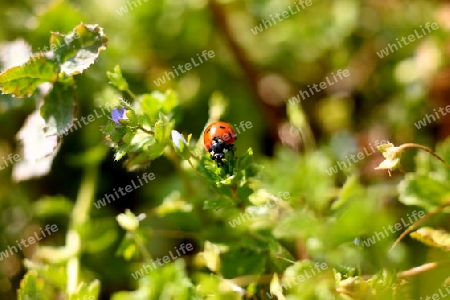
[390,199,450,252]
[166,148,194,194]
[398,143,450,169]
[126,88,137,101]
[397,260,450,278]
[67,165,98,296]
[132,231,152,261]
[187,158,210,186]
[138,126,154,135]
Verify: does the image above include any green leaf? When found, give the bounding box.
[411,227,450,251]
[281,260,333,298]
[107,65,130,91]
[51,23,108,76]
[112,260,197,300]
[154,120,168,144]
[23,261,66,291]
[268,239,295,272]
[40,80,76,136]
[140,90,179,123]
[269,273,285,300]
[0,56,58,97]
[79,219,118,253]
[398,174,450,211]
[331,175,365,211]
[201,241,228,272]
[116,234,138,260]
[220,247,266,279]
[18,271,45,300]
[69,280,100,300]
[273,209,321,239]
[34,196,74,217]
[237,147,254,170]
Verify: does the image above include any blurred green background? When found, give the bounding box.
[0,0,449,299]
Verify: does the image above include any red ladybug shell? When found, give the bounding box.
[203,122,237,150]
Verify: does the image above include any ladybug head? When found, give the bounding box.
[209,137,233,164]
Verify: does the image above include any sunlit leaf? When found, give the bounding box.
[0,56,58,97]
[52,23,108,76]
[12,110,61,181]
[18,271,46,300]
[411,227,450,251]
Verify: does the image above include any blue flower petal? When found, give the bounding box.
[111,106,127,124]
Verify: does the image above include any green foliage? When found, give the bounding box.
[1,1,450,300]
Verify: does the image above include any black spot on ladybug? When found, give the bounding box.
[219,126,225,129]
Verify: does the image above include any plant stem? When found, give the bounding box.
[397,260,450,278]
[126,88,137,101]
[398,143,450,169]
[390,199,450,251]
[132,231,152,261]
[138,126,154,135]
[166,148,194,194]
[387,143,450,250]
[187,158,209,186]
[67,164,98,296]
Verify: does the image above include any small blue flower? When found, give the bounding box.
[171,130,188,149]
[111,106,128,124]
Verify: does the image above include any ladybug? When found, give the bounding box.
[203,121,237,165]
